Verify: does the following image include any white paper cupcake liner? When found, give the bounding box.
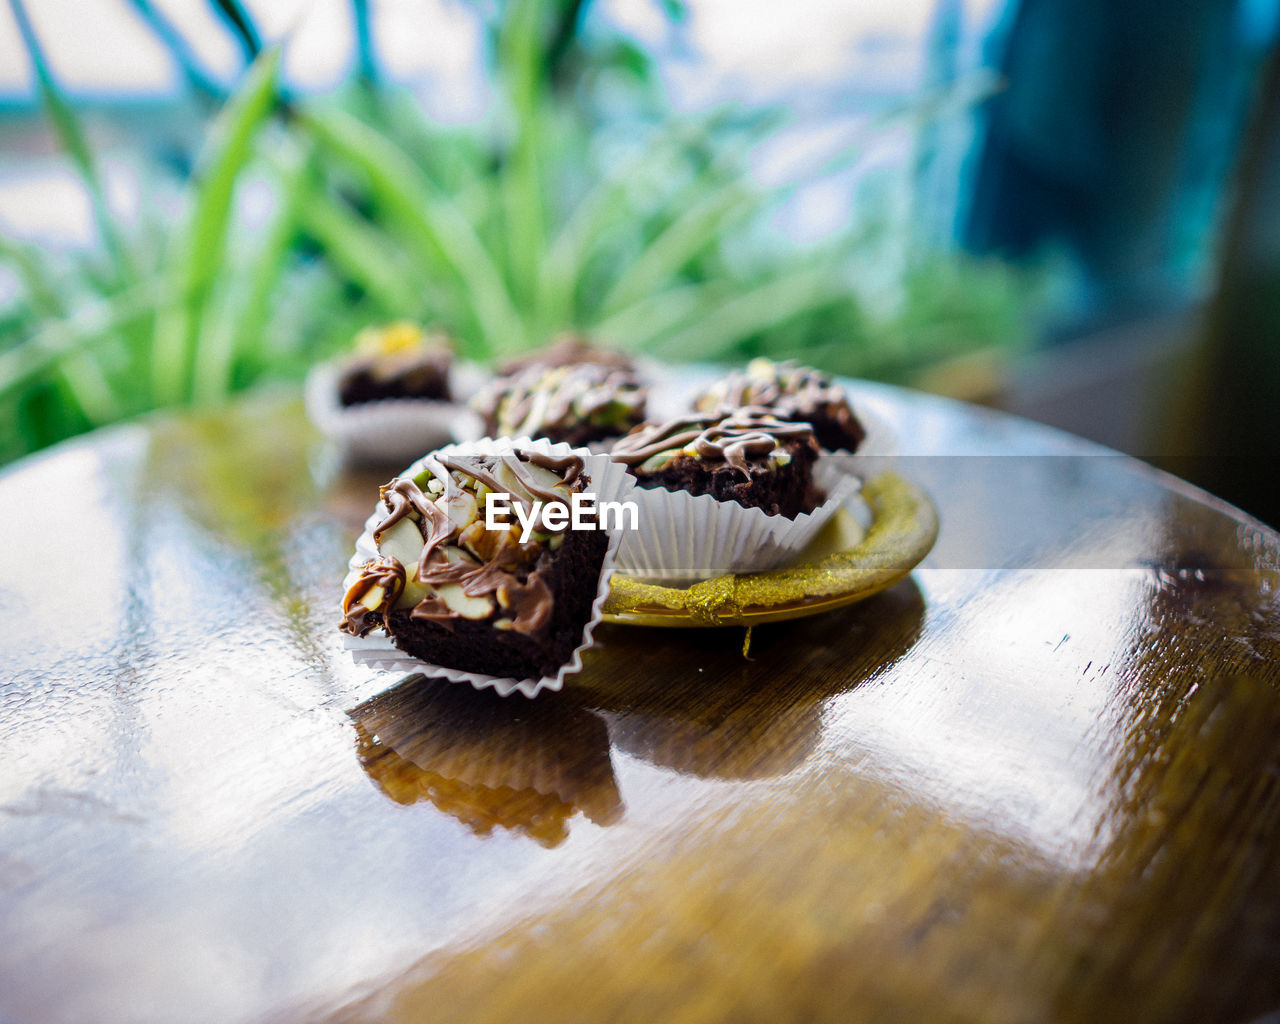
[448,412,628,457]
[343,436,626,698]
[306,360,489,465]
[449,413,484,445]
[602,456,861,584]
[640,368,895,486]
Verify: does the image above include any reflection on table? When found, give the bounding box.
[350,674,622,847]
[574,580,925,779]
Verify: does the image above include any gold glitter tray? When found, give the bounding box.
[601,472,938,627]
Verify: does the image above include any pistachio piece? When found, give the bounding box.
[638,452,673,473]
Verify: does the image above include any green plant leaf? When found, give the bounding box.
[497,0,547,314]
[190,278,240,406]
[301,106,526,358]
[222,148,309,388]
[0,237,65,319]
[153,46,280,405]
[7,0,135,282]
[642,266,847,361]
[536,111,758,327]
[588,278,727,348]
[294,184,422,315]
[56,352,124,425]
[0,279,167,394]
[595,183,754,317]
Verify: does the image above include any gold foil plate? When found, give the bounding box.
[601,472,937,627]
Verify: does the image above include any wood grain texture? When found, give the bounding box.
[1,384,1278,1024]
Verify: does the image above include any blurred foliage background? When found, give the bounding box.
[0,0,1033,465]
[1,0,1276,493]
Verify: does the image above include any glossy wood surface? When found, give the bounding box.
[2,384,1279,1024]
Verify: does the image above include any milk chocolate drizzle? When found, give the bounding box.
[341,556,406,634]
[696,360,865,453]
[471,363,645,439]
[341,451,587,638]
[611,411,815,477]
[499,335,634,375]
[693,359,864,452]
[376,476,454,548]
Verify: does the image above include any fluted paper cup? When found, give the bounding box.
[343,437,626,698]
[306,360,488,465]
[601,456,860,584]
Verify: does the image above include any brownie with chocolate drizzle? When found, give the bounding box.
[497,334,634,376]
[340,449,610,680]
[337,322,454,406]
[470,362,647,448]
[611,410,823,518]
[692,358,865,453]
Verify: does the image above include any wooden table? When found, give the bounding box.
[2,384,1278,1024]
